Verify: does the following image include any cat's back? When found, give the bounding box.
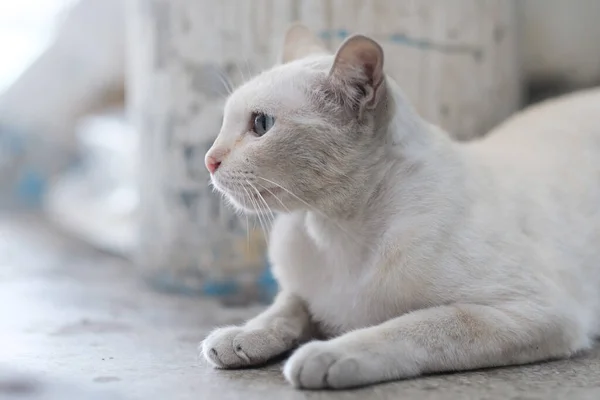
[465,87,600,167]
[461,87,600,202]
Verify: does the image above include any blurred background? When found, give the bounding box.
[3,0,600,303]
[1,1,600,398]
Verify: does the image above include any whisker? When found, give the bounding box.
[240,183,269,244]
[255,181,290,212]
[232,182,251,252]
[247,180,275,229]
[243,58,253,82]
[214,68,234,96]
[255,189,275,232]
[256,176,316,211]
[235,61,247,85]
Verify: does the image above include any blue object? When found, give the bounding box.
[202,278,241,297]
[257,263,278,302]
[2,128,26,155]
[15,168,47,206]
[0,125,73,208]
[318,29,481,59]
[201,263,277,303]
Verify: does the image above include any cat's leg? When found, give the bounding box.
[201,291,312,368]
[284,302,589,389]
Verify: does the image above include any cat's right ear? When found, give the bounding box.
[281,23,328,63]
[329,34,386,117]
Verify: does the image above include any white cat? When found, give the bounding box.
[201,24,600,389]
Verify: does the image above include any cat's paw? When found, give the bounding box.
[200,325,290,369]
[283,340,411,389]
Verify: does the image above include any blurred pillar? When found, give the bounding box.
[127,0,275,304]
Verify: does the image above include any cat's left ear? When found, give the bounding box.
[281,23,328,63]
[329,35,385,115]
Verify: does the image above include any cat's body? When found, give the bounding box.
[201,25,600,389]
[274,85,600,338]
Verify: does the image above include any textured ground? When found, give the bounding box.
[2,214,600,400]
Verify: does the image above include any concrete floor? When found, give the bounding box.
[2,215,600,400]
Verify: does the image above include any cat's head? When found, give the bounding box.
[206,24,396,215]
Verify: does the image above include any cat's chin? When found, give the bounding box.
[212,178,290,213]
[226,190,288,215]
[226,196,259,215]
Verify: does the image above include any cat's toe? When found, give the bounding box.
[201,326,288,369]
[283,341,341,389]
[200,326,247,368]
[323,356,367,389]
[283,341,387,390]
[232,329,287,364]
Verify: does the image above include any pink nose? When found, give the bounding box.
[205,148,230,174]
[205,155,221,174]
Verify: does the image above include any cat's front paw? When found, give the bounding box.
[200,325,290,369]
[283,340,417,389]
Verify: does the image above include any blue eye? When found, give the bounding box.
[252,113,275,136]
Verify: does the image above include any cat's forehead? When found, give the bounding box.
[224,55,333,117]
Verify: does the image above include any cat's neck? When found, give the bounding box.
[385,79,446,155]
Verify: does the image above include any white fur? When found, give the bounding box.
[201,26,600,390]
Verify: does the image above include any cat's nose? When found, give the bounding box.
[205,148,229,174]
[205,155,221,174]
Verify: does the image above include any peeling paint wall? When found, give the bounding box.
[518,0,600,90]
[129,0,520,304]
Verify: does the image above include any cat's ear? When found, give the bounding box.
[329,35,385,115]
[281,23,328,63]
